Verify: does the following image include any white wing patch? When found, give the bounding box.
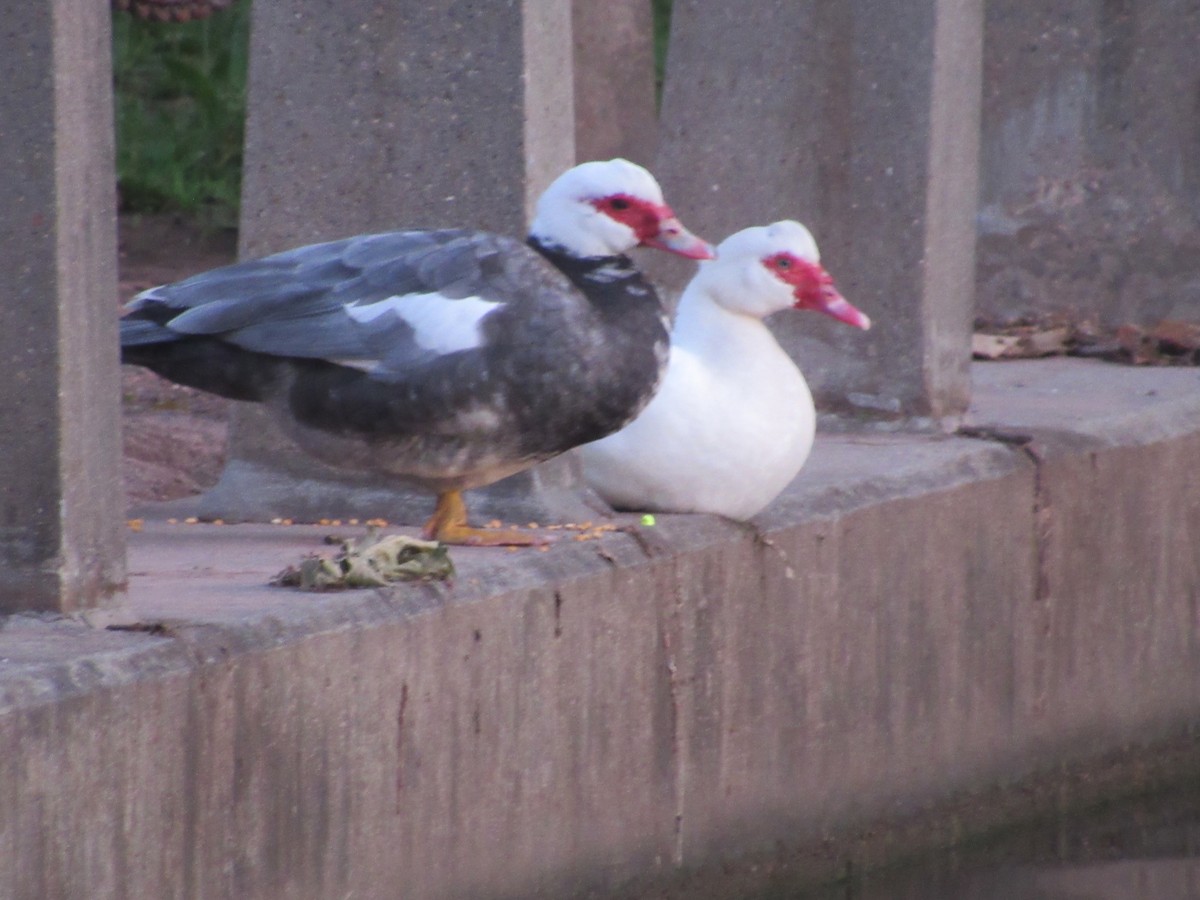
[344,293,503,355]
[583,263,631,284]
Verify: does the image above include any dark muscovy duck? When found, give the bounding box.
[120,159,714,545]
[581,220,870,520]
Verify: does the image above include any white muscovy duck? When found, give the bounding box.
[120,159,714,545]
[579,220,870,521]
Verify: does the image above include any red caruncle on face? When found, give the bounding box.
[763,252,827,306]
[591,194,674,244]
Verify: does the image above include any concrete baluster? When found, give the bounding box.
[0,0,125,614]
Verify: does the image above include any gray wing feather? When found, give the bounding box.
[124,229,578,368]
[164,283,328,335]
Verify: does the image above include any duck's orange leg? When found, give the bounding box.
[421,490,552,547]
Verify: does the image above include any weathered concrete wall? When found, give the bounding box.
[670,462,1034,866]
[1024,432,1200,747]
[977,1,1200,327]
[0,0,125,613]
[4,362,1200,898]
[968,360,1200,757]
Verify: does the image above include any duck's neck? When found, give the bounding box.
[673,286,771,361]
[527,236,634,291]
[527,236,668,326]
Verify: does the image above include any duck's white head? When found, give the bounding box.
[692,220,870,329]
[529,159,715,261]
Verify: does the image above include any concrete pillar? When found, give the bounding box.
[237,0,574,256]
[654,0,983,420]
[977,1,1200,329]
[192,0,582,525]
[572,0,658,166]
[0,0,125,613]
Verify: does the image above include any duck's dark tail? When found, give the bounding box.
[120,316,284,403]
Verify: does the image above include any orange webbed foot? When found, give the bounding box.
[421,491,555,547]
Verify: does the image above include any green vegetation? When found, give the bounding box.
[652,0,674,100]
[111,2,250,227]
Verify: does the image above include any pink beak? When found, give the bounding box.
[809,283,871,330]
[643,217,717,260]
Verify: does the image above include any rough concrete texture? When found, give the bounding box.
[572,0,658,165]
[977,1,1200,328]
[4,360,1200,898]
[0,0,125,614]
[201,0,583,526]
[970,359,1200,759]
[653,0,982,418]
[238,0,573,255]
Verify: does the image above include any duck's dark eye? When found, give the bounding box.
[774,256,792,269]
[609,198,630,211]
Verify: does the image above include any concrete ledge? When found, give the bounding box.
[3,359,1200,899]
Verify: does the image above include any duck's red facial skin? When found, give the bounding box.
[592,195,716,260]
[763,253,872,330]
[592,194,667,243]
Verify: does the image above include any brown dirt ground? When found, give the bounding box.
[119,214,237,505]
